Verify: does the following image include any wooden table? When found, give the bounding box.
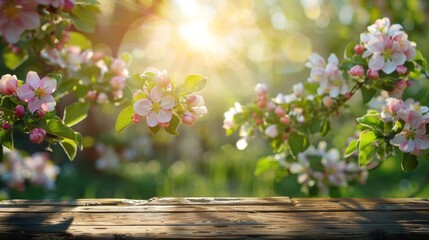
[0,197,428,239]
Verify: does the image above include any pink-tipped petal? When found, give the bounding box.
[26,71,41,90]
[161,95,175,110]
[133,99,153,116]
[40,77,57,93]
[17,84,34,101]
[157,109,172,123]
[150,86,163,103]
[146,112,158,127]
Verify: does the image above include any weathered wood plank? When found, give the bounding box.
[0,197,428,239]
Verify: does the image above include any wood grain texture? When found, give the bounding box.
[0,197,428,239]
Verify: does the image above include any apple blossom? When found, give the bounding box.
[264,125,278,138]
[0,0,40,43]
[0,74,18,95]
[154,70,171,88]
[349,65,364,77]
[182,111,196,125]
[110,58,129,77]
[390,110,429,153]
[17,71,57,113]
[396,65,408,75]
[133,86,175,127]
[187,95,205,107]
[367,69,379,80]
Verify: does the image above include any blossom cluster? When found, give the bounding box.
[289,142,369,196]
[0,149,60,191]
[224,17,428,196]
[0,0,75,44]
[42,44,130,103]
[127,70,207,134]
[0,71,58,144]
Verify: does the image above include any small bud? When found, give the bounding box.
[154,70,171,88]
[187,95,204,107]
[367,69,379,80]
[343,92,352,101]
[254,83,268,95]
[323,96,334,108]
[132,113,143,124]
[264,125,278,138]
[354,45,365,55]
[406,80,413,87]
[266,101,276,111]
[14,105,25,118]
[395,79,407,90]
[396,65,408,75]
[63,0,75,12]
[2,122,11,130]
[110,76,126,90]
[86,90,97,101]
[0,74,18,95]
[280,115,291,124]
[349,65,364,77]
[275,106,285,117]
[35,109,46,118]
[182,111,196,125]
[30,128,46,144]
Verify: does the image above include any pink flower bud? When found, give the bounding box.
[14,105,25,118]
[182,111,196,125]
[0,74,18,95]
[132,113,143,124]
[280,115,291,124]
[30,128,46,144]
[395,79,407,90]
[110,76,126,90]
[187,95,204,107]
[35,109,46,118]
[353,45,365,55]
[343,92,352,101]
[2,122,11,130]
[191,106,208,116]
[154,70,171,88]
[110,58,128,76]
[349,65,364,77]
[86,90,97,101]
[367,69,379,80]
[406,81,413,87]
[63,0,75,12]
[396,65,407,75]
[266,101,276,111]
[275,106,285,117]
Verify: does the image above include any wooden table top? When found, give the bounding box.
[0,197,428,239]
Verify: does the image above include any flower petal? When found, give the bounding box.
[28,97,42,113]
[382,60,397,74]
[150,86,163,103]
[133,99,153,116]
[157,109,172,123]
[17,84,34,101]
[40,95,56,112]
[369,54,384,70]
[146,112,158,127]
[26,71,41,90]
[161,95,175,110]
[415,135,429,150]
[40,77,57,93]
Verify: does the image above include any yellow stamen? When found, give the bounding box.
[2,3,22,19]
[34,88,46,99]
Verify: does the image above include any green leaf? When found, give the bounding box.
[46,118,76,140]
[343,41,357,60]
[148,125,161,135]
[165,115,180,136]
[177,74,207,95]
[128,73,147,90]
[401,153,418,172]
[320,120,330,137]
[65,32,92,50]
[60,138,77,161]
[63,101,90,127]
[359,130,377,151]
[361,87,377,104]
[357,112,383,130]
[288,131,309,158]
[70,2,100,32]
[358,131,377,166]
[345,139,358,158]
[3,47,28,70]
[115,105,134,133]
[0,129,14,150]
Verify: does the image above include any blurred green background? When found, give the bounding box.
[2,0,429,199]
